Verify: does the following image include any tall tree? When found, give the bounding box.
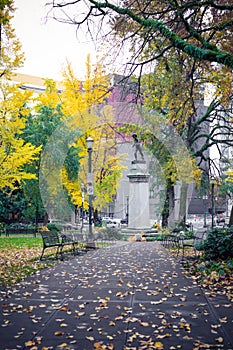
[0,83,41,191]
[60,57,125,215]
[48,1,233,227]
[141,52,233,224]
[0,0,41,190]
[0,1,43,223]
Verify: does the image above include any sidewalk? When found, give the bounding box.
[0,242,232,350]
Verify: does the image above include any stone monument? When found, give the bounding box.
[127,134,151,230]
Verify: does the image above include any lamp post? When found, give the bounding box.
[210,177,215,229]
[86,137,94,240]
[202,195,208,228]
[126,196,129,225]
[81,183,85,233]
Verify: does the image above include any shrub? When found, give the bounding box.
[202,227,233,260]
[184,230,195,239]
[47,223,61,232]
[98,227,122,240]
[7,223,36,230]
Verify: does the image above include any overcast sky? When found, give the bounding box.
[12,0,97,81]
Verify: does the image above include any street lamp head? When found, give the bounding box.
[86,137,94,150]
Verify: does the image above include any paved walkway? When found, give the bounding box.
[0,242,232,350]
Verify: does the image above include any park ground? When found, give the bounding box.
[0,237,232,349]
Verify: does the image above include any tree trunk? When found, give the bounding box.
[168,184,175,228]
[161,187,169,227]
[229,204,233,227]
[178,183,188,227]
[43,212,49,226]
[162,180,174,228]
[35,202,39,230]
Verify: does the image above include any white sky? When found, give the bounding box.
[12,0,97,81]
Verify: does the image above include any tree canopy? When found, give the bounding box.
[48,0,233,71]
[47,1,233,226]
[48,1,233,174]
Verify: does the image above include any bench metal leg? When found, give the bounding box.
[40,248,45,260]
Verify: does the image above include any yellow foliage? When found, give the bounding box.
[142,55,195,129]
[58,57,124,211]
[0,127,41,190]
[161,154,201,185]
[34,79,61,109]
[0,84,41,190]
[226,170,233,183]
[206,69,233,107]
[0,10,25,80]
[0,7,42,190]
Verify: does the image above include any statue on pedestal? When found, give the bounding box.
[132,133,144,162]
[128,134,150,229]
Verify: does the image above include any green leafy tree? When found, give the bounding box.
[22,80,81,225]
[0,187,27,223]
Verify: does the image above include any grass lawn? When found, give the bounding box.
[0,235,43,249]
[0,236,55,286]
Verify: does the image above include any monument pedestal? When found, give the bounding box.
[127,161,150,231]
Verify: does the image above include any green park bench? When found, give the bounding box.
[162,229,205,258]
[40,230,77,260]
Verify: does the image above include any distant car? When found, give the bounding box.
[106,219,120,228]
[120,218,128,224]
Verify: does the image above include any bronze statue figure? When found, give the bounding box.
[132,133,144,161]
